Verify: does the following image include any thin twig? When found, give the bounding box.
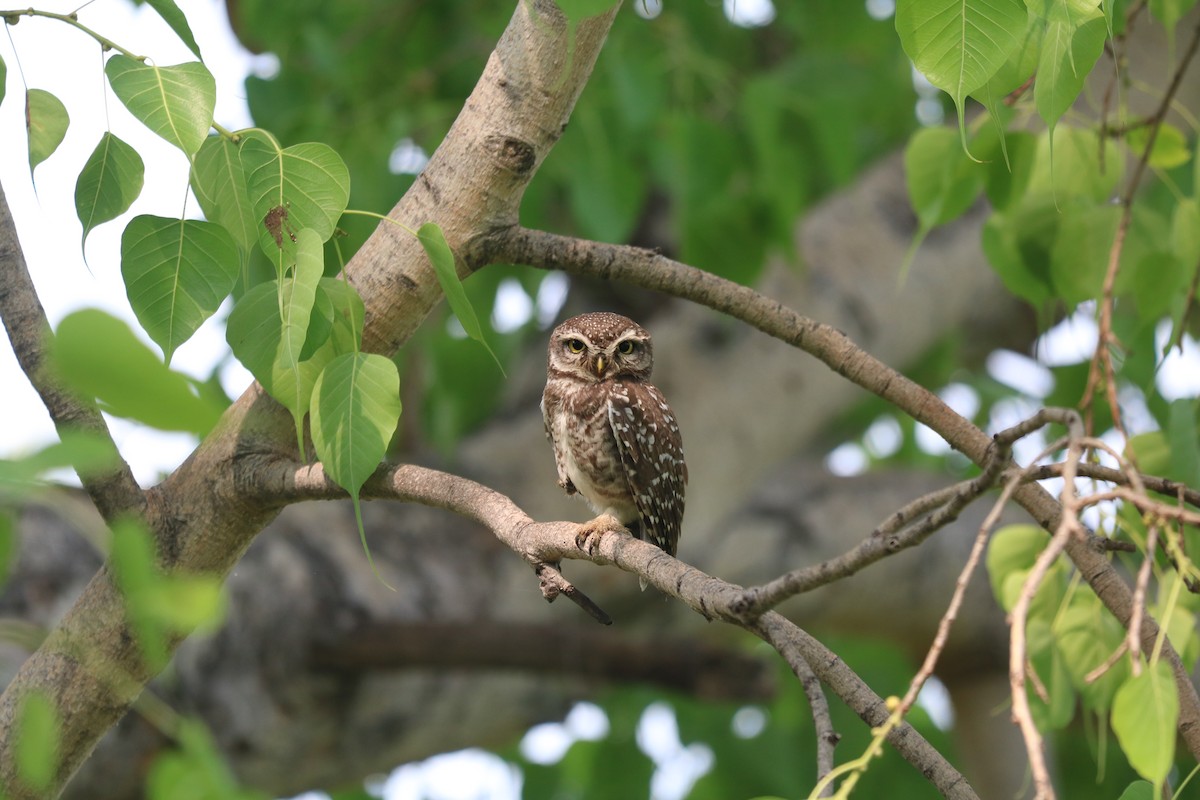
[1083,16,1200,435]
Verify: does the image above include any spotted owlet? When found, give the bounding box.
[541,312,687,587]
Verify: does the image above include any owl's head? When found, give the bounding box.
[547,312,653,382]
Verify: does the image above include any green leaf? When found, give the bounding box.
[144,575,226,633]
[121,215,240,364]
[1126,431,1171,477]
[986,524,1049,609]
[191,136,257,262]
[15,692,58,793]
[1168,400,1200,487]
[981,199,1059,305]
[240,133,350,265]
[0,429,119,489]
[50,309,222,436]
[904,126,986,229]
[104,55,215,157]
[1034,11,1108,137]
[1111,661,1178,785]
[1117,781,1155,800]
[1126,123,1192,170]
[1055,597,1129,710]
[1172,198,1200,267]
[148,720,265,800]
[1027,127,1124,202]
[895,0,1027,154]
[417,222,501,371]
[275,228,326,450]
[227,244,342,452]
[75,133,146,256]
[143,0,203,60]
[25,89,69,174]
[0,53,6,107]
[1049,202,1120,305]
[311,353,401,586]
[311,353,400,496]
[1027,619,1076,729]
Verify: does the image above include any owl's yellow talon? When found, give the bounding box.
[575,514,625,555]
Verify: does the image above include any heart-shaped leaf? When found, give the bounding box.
[76,133,145,256]
[105,55,215,157]
[1112,662,1178,786]
[121,215,239,363]
[311,353,401,586]
[240,132,350,266]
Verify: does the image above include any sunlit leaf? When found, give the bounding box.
[1126,123,1192,170]
[75,133,145,256]
[895,0,1027,154]
[15,692,58,793]
[240,132,350,265]
[986,524,1049,608]
[1116,781,1155,800]
[1112,662,1178,785]
[1035,13,1107,137]
[143,0,203,60]
[51,309,222,435]
[26,89,69,175]
[105,55,215,156]
[121,215,239,363]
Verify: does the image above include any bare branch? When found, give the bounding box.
[254,458,978,800]
[0,183,144,523]
[487,226,1200,759]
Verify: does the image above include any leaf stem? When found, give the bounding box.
[341,208,419,238]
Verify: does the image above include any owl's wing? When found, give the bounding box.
[607,382,687,557]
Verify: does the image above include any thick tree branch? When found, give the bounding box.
[311,621,774,702]
[484,225,1200,759]
[255,458,978,800]
[0,184,144,523]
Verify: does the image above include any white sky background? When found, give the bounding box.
[0,0,261,483]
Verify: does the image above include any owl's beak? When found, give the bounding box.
[594,355,606,377]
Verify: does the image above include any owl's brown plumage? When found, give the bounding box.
[541,312,687,563]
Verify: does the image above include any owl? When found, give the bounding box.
[541,312,687,585]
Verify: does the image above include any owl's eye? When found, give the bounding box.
[565,338,586,353]
[617,340,637,355]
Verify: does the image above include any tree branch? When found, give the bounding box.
[252,458,978,800]
[484,225,1200,759]
[0,183,144,523]
[311,621,775,702]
